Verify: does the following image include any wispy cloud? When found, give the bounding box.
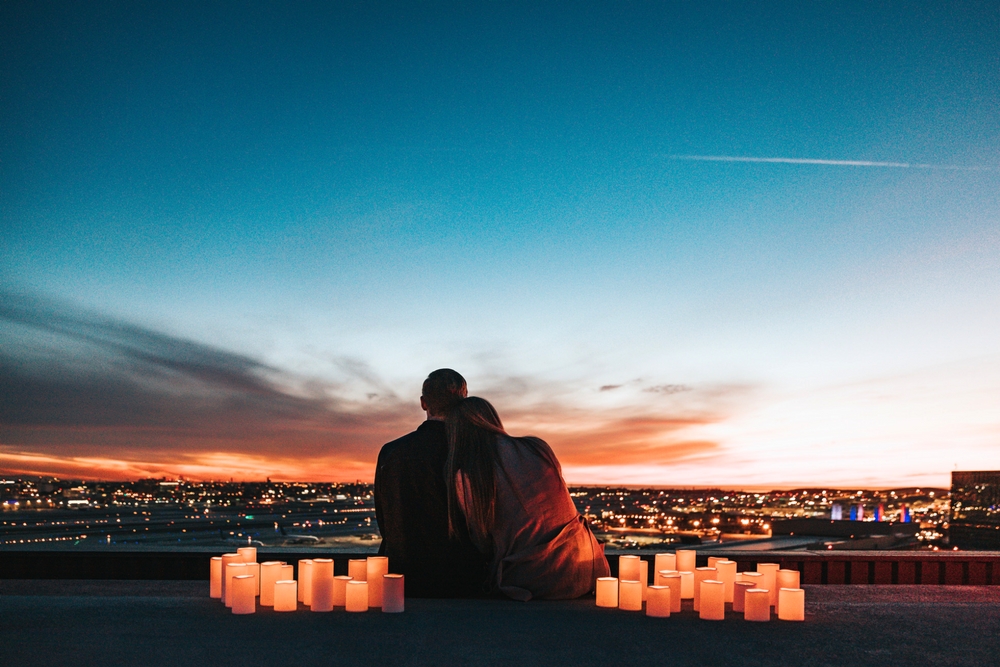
[667,154,992,171]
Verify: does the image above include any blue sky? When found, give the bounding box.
[2,1,998,485]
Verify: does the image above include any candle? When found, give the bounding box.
[715,560,737,602]
[692,567,716,612]
[298,559,314,605]
[382,574,404,613]
[279,563,294,583]
[311,558,334,612]
[640,559,648,601]
[259,561,282,606]
[618,555,641,582]
[744,588,771,621]
[733,581,754,613]
[707,556,724,569]
[225,562,247,608]
[333,575,352,607]
[646,585,671,617]
[775,569,800,615]
[273,580,297,612]
[246,562,260,596]
[345,580,369,612]
[232,574,256,614]
[210,557,222,599]
[654,553,676,574]
[741,571,763,590]
[220,553,241,605]
[237,546,257,563]
[348,558,367,581]
[655,569,678,586]
[777,588,805,621]
[679,571,695,599]
[367,556,389,607]
[660,573,682,613]
[595,577,618,608]
[676,549,696,573]
[756,563,780,607]
[619,579,642,611]
[699,580,725,620]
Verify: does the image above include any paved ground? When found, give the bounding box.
[2,581,998,667]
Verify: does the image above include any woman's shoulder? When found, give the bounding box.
[500,435,561,473]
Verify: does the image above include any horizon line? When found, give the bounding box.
[667,154,993,171]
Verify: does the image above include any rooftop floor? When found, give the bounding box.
[2,581,998,667]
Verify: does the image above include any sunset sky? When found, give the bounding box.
[2,2,998,488]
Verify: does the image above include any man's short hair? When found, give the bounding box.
[422,369,468,416]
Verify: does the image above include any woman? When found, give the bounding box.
[445,396,610,600]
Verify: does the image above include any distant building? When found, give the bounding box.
[950,471,1000,549]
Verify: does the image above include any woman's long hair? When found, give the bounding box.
[445,397,506,544]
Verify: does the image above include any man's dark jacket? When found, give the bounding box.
[374,420,487,597]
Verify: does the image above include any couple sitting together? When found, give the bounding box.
[374,369,610,600]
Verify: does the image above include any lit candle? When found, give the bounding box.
[348,558,367,581]
[298,559,314,605]
[756,563,779,607]
[225,562,247,608]
[775,569,800,615]
[733,581,754,613]
[595,577,618,608]
[210,557,222,598]
[259,561,282,606]
[744,588,771,621]
[676,549,696,573]
[777,588,805,621]
[246,562,260,596]
[646,585,671,617]
[279,563,294,582]
[660,573,682,613]
[231,574,256,614]
[345,580,369,612]
[699,580,725,620]
[679,571,695,599]
[273,580,297,612]
[220,553,241,605]
[333,575,352,607]
[238,546,257,563]
[382,574,404,613]
[655,569,678,586]
[367,556,389,607]
[741,571,763,590]
[707,556,724,569]
[654,552,676,574]
[640,559,648,601]
[311,558,334,612]
[692,567,716,612]
[715,560,737,602]
[619,580,642,611]
[618,555,641,582]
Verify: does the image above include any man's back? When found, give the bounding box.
[374,420,486,597]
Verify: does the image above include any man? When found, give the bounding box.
[374,369,487,597]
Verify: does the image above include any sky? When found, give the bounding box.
[2,1,999,488]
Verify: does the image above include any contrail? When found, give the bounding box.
[667,154,991,171]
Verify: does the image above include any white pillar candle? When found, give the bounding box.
[220,553,241,604]
[676,550,696,573]
[655,569,678,586]
[210,557,222,598]
[259,561,282,606]
[246,562,260,595]
[741,571,763,590]
[679,571,695,599]
[618,555,641,582]
[756,563,780,607]
[699,580,725,620]
[693,567,716,611]
[238,546,257,563]
[707,556,724,569]
[660,573,682,613]
[777,588,805,621]
[640,559,648,601]
[311,558,334,612]
[345,580,369,612]
[744,588,771,621]
[279,563,294,582]
[595,577,618,608]
[348,558,367,581]
[619,579,642,611]
[333,575,352,607]
[382,574,404,613]
[775,569,800,614]
[654,553,676,574]
[298,560,314,604]
[367,556,389,607]
[716,560,737,602]
[273,580,297,612]
[225,562,247,608]
[733,581,755,613]
[646,585,671,617]
[232,574,256,614]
